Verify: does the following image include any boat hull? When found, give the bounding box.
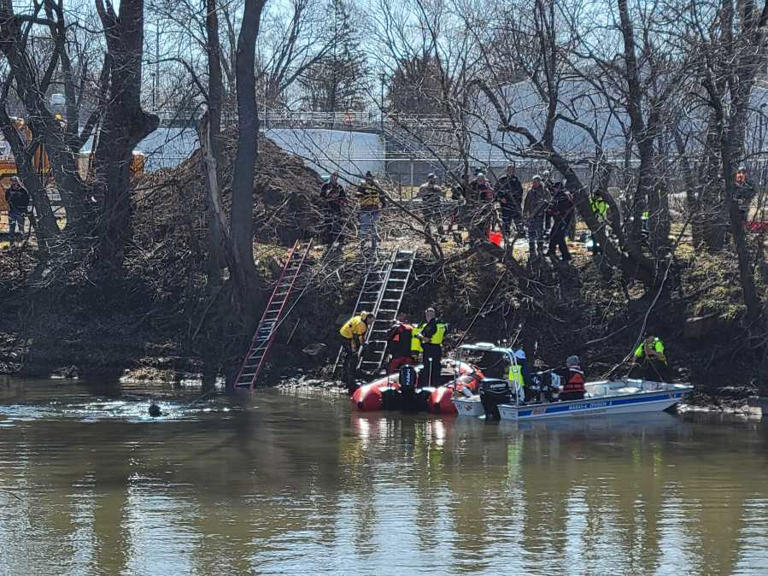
[498,388,691,422]
[453,397,485,417]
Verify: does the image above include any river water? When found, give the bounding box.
[0,379,767,576]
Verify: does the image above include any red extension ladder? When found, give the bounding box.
[234,239,312,389]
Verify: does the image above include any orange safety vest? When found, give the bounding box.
[562,368,585,394]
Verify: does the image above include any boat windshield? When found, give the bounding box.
[457,347,513,380]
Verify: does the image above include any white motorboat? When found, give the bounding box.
[449,343,693,422]
[497,379,693,422]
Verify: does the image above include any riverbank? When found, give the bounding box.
[1,139,765,397]
[0,233,763,401]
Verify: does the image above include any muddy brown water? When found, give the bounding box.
[0,380,767,576]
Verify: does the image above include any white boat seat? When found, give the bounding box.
[586,384,610,398]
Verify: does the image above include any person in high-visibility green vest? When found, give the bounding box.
[507,348,534,402]
[508,362,525,401]
[590,193,608,220]
[413,307,447,387]
[629,335,673,382]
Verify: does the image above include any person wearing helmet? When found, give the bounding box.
[524,174,548,259]
[339,311,376,392]
[417,172,445,238]
[630,335,673,382]
[558,355,586,401]
[320,171,346,246]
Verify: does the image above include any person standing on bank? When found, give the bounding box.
[546,181,574,263]
[417,173,445,238]
[524,175,548,259]
[5,177,30,241]
[412,307,447,387]
[320,172,346,246]
[357,172,386,257]
[495,164,525,240]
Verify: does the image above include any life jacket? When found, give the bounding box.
[358,184,380,208]
[635,337,667,364]
[340,314,368,340]
[389,323,413,357]
[590,194,608,218]
[508,364,525,388]
[562,368,585,394]
[411,322,446,352]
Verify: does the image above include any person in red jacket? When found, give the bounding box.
[559,355,586,401]
[386,313,415,373]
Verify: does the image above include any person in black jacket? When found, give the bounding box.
[385,313,415,373]
[495,164,524,239]
[5,177,30,239]
[415,308,447,387]
[546,181,574,262]
[319,172,346,245]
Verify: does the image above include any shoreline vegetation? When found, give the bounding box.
[1,137,766,411]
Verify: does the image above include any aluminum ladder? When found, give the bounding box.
[235,239,312,389]
[333,249,415,376]
[357,250,415,375]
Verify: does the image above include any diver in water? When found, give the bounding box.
[148,402,162,417]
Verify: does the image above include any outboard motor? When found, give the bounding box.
[479,378,513,420]
[399,364,419,411]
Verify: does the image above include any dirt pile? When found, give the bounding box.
[0,133,326,380]
[128,133,324,309]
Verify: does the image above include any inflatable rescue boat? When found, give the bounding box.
[351,360,483,413]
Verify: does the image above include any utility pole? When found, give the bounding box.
[379,72,386,133]
[155,24,160,111]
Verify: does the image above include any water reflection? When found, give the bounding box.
[0,382,767,575]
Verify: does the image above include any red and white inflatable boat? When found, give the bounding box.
[351,360,484,413]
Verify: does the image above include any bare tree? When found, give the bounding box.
[93,0,160,272]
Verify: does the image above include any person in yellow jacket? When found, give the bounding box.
[412,307,447,387]
[339,311,376,392]
[629,335,673,382]
[357,171,386,256]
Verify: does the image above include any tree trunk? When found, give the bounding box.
[92,0,159,273]
[230,0,267,303]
